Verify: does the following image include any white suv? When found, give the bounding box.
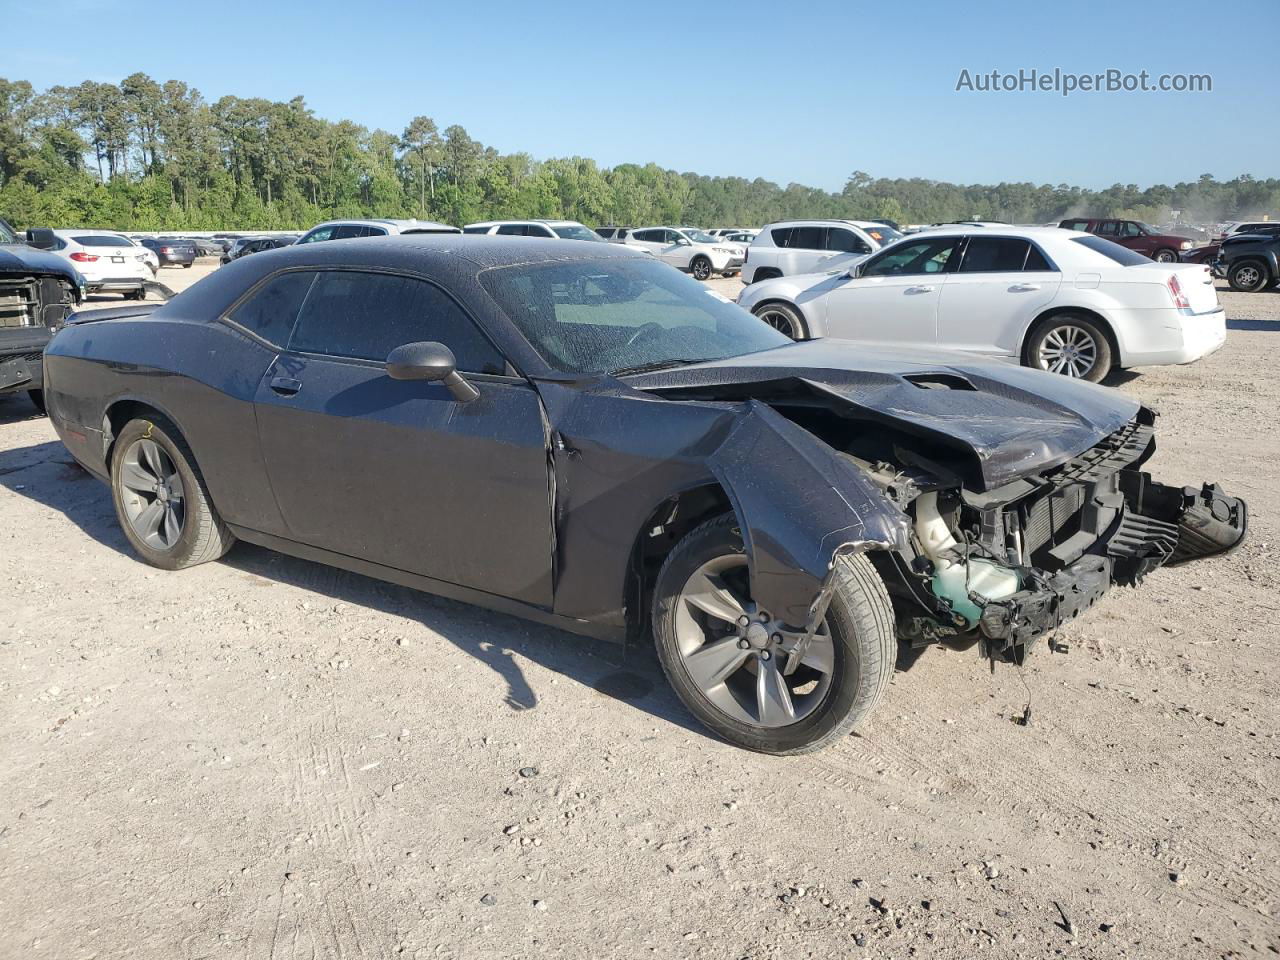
[44,230,153,299]
[624,226,745,280]
[462,219,603,241]
[743,220,901,284]
[295,218,460,244]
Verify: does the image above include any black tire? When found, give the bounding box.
[110,416,234,570]
[1228,260,1268,293]
[183,262,193,268]
[651,514,896,755]
[1022,313,1113,383]
[1153,248,1178,263]
[752,301,808,340]
[27,389,45,414]
[690,256,713,281]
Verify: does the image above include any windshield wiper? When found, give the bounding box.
[610,357,706,376]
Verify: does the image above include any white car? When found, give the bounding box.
[462,219,603,241]
[742,219,901,284]
[624,226,745,280]
[295,218,460,244]
[44,230,153,299]
[708,227,757,240]
[737,226,1225,383]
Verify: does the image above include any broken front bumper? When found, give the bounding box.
[978,480,1246,655]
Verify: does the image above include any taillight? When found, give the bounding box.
[69,251,99,262]
[1167,274,1190,309]
[160,246,173,253]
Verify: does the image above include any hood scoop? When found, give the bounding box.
[903,373,976,391]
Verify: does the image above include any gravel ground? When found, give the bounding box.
[1,270,1277,959]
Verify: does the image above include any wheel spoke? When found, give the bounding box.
[167,473,185,502]
[138,439,163,478]
[162,505,182,546]
[755,658,796,726]
[684,636,752,690]
[120,460,157,493]
[136,500,166,541]
[683,571,747,624]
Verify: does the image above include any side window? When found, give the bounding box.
[1024,244,1053,271]
[770,227,795,248]
[463,225,491,234]
[329,224,364,240]
[227,271,317,346]
[1121,221,1143,237]
[530,225,556,238]
[298,226,335,244]
[1096,221,1120,236]
[287,271,505,374]
[825,228,870,254]
[789,226,824,250]
[496,224,528,236]
[596,228,614,239]
[364,226,388,237]
[633,229,660,242]
[1061,221,1088,232]
[957,237,1033,273]
[862,237,959,277]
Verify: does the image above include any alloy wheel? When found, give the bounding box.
[1234,265,1261,288]
[118,437,186,550]
[673,555,835,728]
[691,258,712,281]
[1037,324,1099,378]
[757,307,800,339]
[1155,250,1176,263]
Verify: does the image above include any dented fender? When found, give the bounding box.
[707,400,912,628]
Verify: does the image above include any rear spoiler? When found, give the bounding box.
[66,303,162,325]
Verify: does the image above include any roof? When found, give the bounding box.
[309,218,460,232]
[760,219,891,230]
[464,219,583,228]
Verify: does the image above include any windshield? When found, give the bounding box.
[0,219,18,244]
[480,257,790,374]
[552,224,602,242]
[682,230,718,243]
[864,226,903,246]
[73,234,134,247]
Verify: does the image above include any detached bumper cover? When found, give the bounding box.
[0,351,43,393]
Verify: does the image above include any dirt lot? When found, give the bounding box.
[1,265,1278,959]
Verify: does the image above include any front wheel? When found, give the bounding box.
[752,301,807,340]
[1023,314,1113,383]
[690,256,712,281]
[110,416,234,570]
[1153,248,1178,263]
[1228,260,1268,293]
[651,514,896,755]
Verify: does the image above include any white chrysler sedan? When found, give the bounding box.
[736,226,1226,382]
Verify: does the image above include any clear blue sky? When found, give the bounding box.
[5,0,1273,191]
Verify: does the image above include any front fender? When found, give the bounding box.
[707,399,911,628]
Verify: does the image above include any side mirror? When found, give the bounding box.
[846,262,864,278]
[385,341,480,402]
[25,227,55,249]
[675,237,691,246]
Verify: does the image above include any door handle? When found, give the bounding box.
[269,375,301,396]
[904,285,934,294]
[1009,283,1041,292]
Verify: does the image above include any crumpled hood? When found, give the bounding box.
[626,339,1141,489]
[0,244,82,285]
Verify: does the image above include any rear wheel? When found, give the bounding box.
[110,416,234,570]
[752,301,808,340]
[1228,260,1268,293]
[1023,314,1113,382]
[690,256,712,281]
[651,514,896,755]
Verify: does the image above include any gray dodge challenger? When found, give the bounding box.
[42,236,1246,754]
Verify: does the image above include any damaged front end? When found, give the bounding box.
[885,411,1247,661]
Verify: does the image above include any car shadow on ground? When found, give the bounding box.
[0,394,46,425]
[1228,318,1280,331]
[0,436,711,742]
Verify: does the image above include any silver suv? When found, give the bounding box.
[295,219,460,244]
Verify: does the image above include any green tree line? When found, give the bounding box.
[2,74,1277,231]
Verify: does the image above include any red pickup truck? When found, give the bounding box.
[1059,218,1195,263]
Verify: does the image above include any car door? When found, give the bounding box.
[1119,221,1155,256]
[781,225,826,274]
[936,236,1061,356]
[252,268,554,607]
[819,235,961,347]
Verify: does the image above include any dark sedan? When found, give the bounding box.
[138,237,197,267]
[42,237,1246,754]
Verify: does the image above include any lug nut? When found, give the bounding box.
[760,650,771,661]
[737,615,750,627]
[737,638,749,650]
[757,611,770,622]
[771,633,782,644]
